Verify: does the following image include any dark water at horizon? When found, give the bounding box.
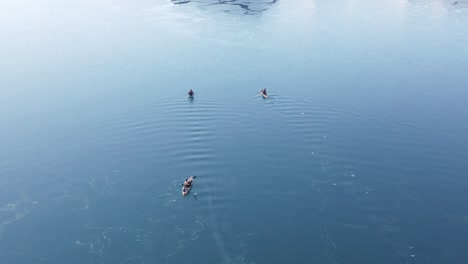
[1,0,468,263]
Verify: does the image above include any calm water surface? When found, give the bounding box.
[1,0,468,263]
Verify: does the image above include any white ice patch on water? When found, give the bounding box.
[0,198,30,237]
[75,240,86,246]
[15,213,26,219]
[0,203,17,212]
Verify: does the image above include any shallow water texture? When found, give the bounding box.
[1,0,468,263]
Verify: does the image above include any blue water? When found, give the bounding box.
[1,0,468,263]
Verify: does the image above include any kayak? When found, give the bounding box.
[259,90,268,98]
[182,176,196,196]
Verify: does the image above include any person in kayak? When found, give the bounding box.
[183,178,192,188]
[188,89,194,97]
[260,88,267,96]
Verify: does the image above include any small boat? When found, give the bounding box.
[182,176,196,196]
[259,89,268,98]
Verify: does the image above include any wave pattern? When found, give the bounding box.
[1,88,467,263]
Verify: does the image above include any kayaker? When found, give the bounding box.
[188,89,194,97]
[183,178,192,188]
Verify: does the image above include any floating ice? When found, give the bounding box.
[0,203,17,212]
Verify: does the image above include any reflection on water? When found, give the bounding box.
[171,0,279,14]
